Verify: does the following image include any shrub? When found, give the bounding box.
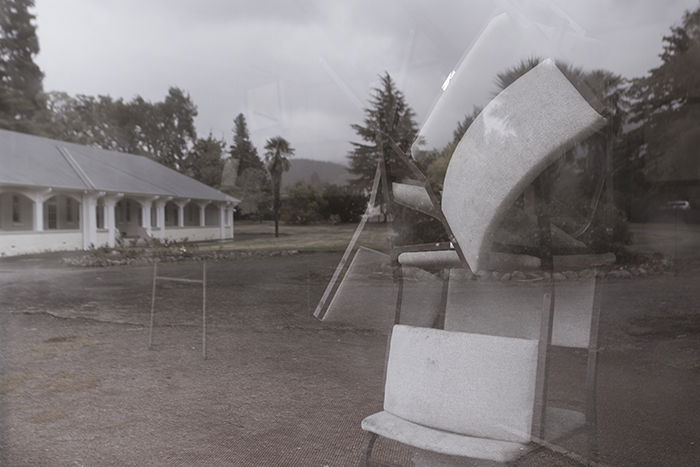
[321,184,368,223]
[281,182,326,224]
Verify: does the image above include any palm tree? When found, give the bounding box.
[264,136,295,237]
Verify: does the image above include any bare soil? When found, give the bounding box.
[0,249,699,466]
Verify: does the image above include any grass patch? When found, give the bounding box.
[0,375,26,394]
[44,335,79,343]
[38,372,103,393]
[197,221,391,253]
[29,409,68,424]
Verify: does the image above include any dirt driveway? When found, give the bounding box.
[0,252,699,466]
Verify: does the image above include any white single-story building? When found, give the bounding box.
[0,128,240,257]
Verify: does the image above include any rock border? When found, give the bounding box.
[63,249,301,267]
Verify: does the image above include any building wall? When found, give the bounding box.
[96,230,110,246]
[0,231,83,256]
[161,226,222,242]
[0,187,235,256]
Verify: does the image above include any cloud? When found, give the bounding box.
[34,0,699,163]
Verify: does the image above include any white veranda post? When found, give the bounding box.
[103,194,123,247]
[81,192,99,249]
[139,198,154,236]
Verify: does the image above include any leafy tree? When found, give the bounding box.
[43,87,198,170]
[264,136,294,237]
[348,72,419,190]
[230,113,264,175]
[321,184,368,223]
[281,182,326,224]
[186,133,225,188]
[0,0,45,132]
[235,167,271,221]
[156,87,198,170]
[627,6,700,189]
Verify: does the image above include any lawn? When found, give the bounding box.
[197,221,392,253]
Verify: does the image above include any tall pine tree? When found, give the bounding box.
[348,72,419,190]
[0,0,45,131]
[230,113,263,176]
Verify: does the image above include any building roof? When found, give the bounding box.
[0,129,239,204]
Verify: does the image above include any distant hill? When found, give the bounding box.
[281,158,351,190]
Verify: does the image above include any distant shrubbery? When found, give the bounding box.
[280,182,368,225]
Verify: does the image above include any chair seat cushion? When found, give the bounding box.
[397,249,462,269]
[361,407,585,462]
[361,411,529,462]
[392,182,438,217]
[397,249,540,271]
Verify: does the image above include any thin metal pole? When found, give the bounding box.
[202,261,207,360]
[531,291,554,440]
[148,262,158,349]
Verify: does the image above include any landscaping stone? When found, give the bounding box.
[511,271,527,280]
[564,270,579,280]
[608,269,632,279]
[552,272,567,281]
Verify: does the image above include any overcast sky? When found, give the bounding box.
[34,0,699,165]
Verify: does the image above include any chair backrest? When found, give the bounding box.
[322,247,443,332]
[444,274,597,348]
[384,324,539,443]
[441,59,606,272]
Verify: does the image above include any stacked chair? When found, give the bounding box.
[360,59,606,465]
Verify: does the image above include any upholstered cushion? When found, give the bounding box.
[392,182,438,217]
[442,58,606,272]
[361,407,584,462]
[397,249,462,269]
[362,411,529,462]
[444,273,596,348]
[397,249,540,271]
[384,325,538,443]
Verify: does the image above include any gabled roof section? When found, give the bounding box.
[0,129,238,203]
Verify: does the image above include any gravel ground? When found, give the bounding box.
[0,252,699,466]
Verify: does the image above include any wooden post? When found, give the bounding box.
[202,261,207,360]
[585,276,603,461]
[148,262,158,349]
[531,292,554,440]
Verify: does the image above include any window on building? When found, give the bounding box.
[66,198,74,223]
[47,200,57,229]
[12,195,21,223]
[96,205,104,229]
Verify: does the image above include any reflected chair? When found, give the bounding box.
[361,302,556,466]
[444,274,603,462]
[387,58,606,326]
[361,59,607,464]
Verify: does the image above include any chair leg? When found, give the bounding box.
[432,270,450,329]
[362,432,378,467]
[587,421,599,464]
[393,265,403,325]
